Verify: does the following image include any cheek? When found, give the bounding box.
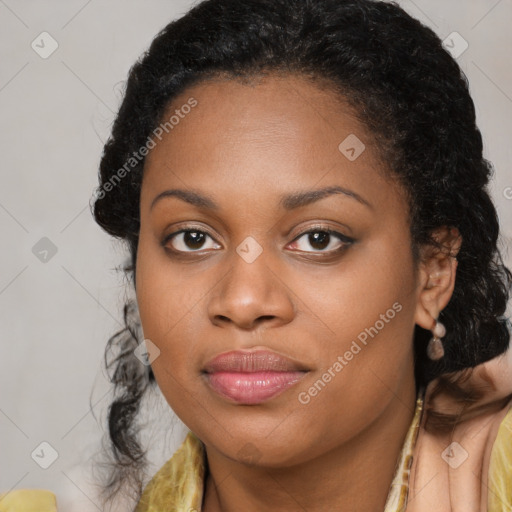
[287,247,417,449]
[302,236,417,345]
[298,236,418,412]
[135,232,226,408]
[136,230,196,336]
[135,254,202,417]
[135,235,197,367]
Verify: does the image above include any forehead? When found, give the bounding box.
[141,74,402,214]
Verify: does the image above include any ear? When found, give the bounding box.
[414,226,462,330]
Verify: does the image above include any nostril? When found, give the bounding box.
[258,315,275,322]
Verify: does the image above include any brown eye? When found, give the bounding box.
[307,231,330,251]
[163,229,221,253]
[289,228,354,253]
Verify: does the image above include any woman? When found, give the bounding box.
[91,0,512,510]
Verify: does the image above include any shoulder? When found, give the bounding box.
[487,400,512,511]
[0,489,57,511]
[411,350,512,511]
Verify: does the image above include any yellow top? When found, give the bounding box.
[487,405,512,511]
[0,490,57,511]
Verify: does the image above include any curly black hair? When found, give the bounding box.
[91,0,512,506]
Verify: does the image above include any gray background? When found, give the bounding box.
[1,1,511,510]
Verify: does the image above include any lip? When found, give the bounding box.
[203,349,308,373]
[202,349,309,404]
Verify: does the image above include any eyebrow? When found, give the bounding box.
[150,185,372,211]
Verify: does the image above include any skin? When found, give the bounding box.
[135,74,461,511]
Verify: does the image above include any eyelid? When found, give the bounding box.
[161,221,216,239]
[289,223,353,242]
[287,225,354,254]
[161,224,219,248]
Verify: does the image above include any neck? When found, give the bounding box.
[202,383,418,512]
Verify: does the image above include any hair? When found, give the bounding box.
[91,0,512,506]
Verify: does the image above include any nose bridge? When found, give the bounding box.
[207,235,294,328]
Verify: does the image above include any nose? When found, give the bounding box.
[207,248,295,331]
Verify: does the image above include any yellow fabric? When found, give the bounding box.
[0,489,57,511]
[383,393,424,511]
[487,404,512,511]
[135,431,206,512]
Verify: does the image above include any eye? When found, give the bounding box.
[162,228,221,253]
[161,225,354,256]
[288,227,354,254]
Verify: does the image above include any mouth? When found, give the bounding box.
[202,349,309,405]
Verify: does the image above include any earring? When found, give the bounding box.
[427,319,446,360]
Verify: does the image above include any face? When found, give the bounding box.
[136,74,420,467]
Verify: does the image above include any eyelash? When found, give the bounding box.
[161,224,355,257]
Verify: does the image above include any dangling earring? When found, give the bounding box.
[427,319,446,360]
